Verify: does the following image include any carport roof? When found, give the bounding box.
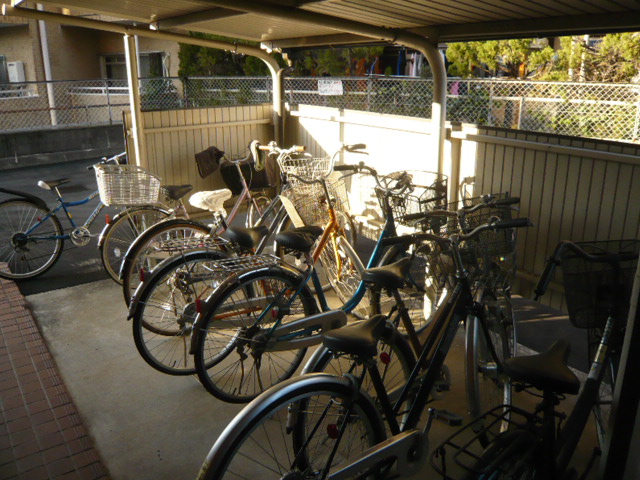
[15,0,640,48]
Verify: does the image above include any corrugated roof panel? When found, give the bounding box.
[189,14,337,42]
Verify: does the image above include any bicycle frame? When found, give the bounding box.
[25,189,106,241]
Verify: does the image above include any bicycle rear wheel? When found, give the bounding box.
[193,267,318,403]
[99,206,170,283]
[0,199,64,280]
[131,249,230,375]
[304,333,416,430]
[197,374,386,480]
[466,291,515,428]
[120,219,211,304]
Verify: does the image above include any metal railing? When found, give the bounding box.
[2,76,639,142]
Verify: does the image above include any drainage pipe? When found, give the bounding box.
[36,4,57,126]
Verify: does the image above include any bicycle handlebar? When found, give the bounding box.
[382,217,533,248]
[89,151,127,170]
[533,240,640,301]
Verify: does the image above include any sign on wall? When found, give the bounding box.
[318,79,343,96]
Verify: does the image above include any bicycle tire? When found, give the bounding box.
[131,248,231,375]
[99,206,171,283]
[193,266,319,403]
[246,194,275,228]
[318,219,364,315]
[369,243,450,336]
[303,331,416,430]
[589,330,618,449]
[196,373,386,480]
[0,199,64,280]
[120,219,212,304]
[466,291,515,429]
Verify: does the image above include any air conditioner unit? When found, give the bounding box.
[7,61,25,83]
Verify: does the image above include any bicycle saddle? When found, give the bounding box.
[226,226,270,250]
[322,314,391,357]
[274,226,324,253]
[189,189,232,212]
[37,178,70,190]
[504,339,580,395]
[161,184,193,201]
[361,256,411,290]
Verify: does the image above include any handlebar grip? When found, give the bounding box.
[334,165,359,172]
[345,143,366,151]
[493,218,533,230]
[534,257,558,301]
[292,145,306,153]
[493,197,520,206]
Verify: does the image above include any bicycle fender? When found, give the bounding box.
[0,187,48,210]
[97,206,171,248]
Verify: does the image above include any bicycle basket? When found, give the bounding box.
[220,158,275,195]
[377,170,448,226]
[278,152,332,182]
[560,239,640,329]
[95,164,161,206]
[280,175,349,227]
[430,405,535,480]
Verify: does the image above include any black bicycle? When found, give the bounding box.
[194,214,531,480]
[431,239,640,480]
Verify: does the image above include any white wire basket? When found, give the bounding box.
[278,153,332,182]
[280,175,349,227]
[95,164,161,206]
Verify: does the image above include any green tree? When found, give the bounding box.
[178,32,285,77]
[589,33,640,82]
[446,39,554,78]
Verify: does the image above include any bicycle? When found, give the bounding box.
[187,159,450,401]
[0,153,176,280]
[194,215,531,479]
[305,194,523,424]
[119,142,293,304]
[430,239,640,480]
[124,144,372,377]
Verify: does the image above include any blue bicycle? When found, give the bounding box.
[0,153,173,280]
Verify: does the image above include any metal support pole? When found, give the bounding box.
[124,34,146,167]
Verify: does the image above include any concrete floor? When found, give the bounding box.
[27,279,601,480]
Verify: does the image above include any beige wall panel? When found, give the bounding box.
[130,105,273,214]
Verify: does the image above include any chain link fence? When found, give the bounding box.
[285,76,640,142]
[0,77,272,132]
[2,76,639,142]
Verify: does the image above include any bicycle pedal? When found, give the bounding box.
[432,409,463,427]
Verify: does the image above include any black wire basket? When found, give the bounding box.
[377,170,448,227]
[560,239,640,329]
[430,405,537,480]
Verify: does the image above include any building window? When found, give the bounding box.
[101,52,167,79]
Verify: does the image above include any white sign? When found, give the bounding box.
[318,79,343,96]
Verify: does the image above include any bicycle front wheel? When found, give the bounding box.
[120,219,212,304]
[466,291,515,425]
[131,249,231,375]
[194,267,318,403]
[197,374,386,480]
[0,199,64,280]
[99,206,170,283]
[370,243,451,336]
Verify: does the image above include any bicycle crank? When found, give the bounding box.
[70,227,91,246]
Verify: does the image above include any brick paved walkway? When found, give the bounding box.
[0,277,110,480]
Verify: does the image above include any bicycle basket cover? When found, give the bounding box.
[195,146,225,179]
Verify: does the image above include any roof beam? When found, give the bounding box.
[265,33,375,49]
[151,8,242,29]
[431,11,640,42]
